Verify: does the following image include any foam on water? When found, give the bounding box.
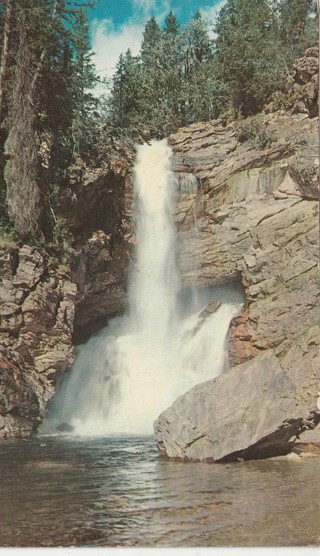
[41,140,243,436]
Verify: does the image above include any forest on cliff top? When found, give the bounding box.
[0,0,317,243]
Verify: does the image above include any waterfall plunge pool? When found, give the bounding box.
[1,434,319,547]
[2,142,319,548]
[40,141,245,437]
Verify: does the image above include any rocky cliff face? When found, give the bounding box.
[172,113,318,355]
[0,156,135,437]
[154,95,319,460]
[59,153,135,341]
[1,48,319,444]
[0,244,76,438]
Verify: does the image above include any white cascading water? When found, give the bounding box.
[41,140,243,436]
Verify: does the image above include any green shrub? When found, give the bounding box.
[47,217,75,263]
[235,118,276,149]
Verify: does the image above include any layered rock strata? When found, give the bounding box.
[0,244,76,438]
[59,158,135,340]
[155,109,319,460]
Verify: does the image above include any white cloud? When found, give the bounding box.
[91,0,226,87]
[92,18,144,82]
[91,0,172,85]
[131,0,157,13]
[200,0,227,39]
[131,0,171,19]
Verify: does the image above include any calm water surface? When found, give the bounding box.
[0,435,319,547]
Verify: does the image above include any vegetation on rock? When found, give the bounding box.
[0,0,317,244]
[0,0,318,442]
[106,0,317,132]
[0,0,100,240]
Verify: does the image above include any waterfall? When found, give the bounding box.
[41,140,243,436]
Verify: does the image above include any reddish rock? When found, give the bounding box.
[198,300,221,320]
[228,312,260,367]
[292,46,319,117]
[293,55,318,85]
[13,245,44,290]
[0,347,39,439]
[303,74,319,118]
[0,244,77,438]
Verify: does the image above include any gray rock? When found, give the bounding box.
[0,245,77,438]
[170,112,319,400]
[154,351,319,462]
[295,423,320,445]
[57,422,75,432]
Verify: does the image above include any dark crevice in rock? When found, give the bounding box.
[185,434,208,449]
[73,309,123,345]
[10,248,19,276]
[217,415,319,463]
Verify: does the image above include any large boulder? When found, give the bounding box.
[154,351,319,462]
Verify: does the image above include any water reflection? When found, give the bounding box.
[0,435,319,547]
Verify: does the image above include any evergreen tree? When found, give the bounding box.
[183,10,220,122]
[2,0,64,237]
[277,0,317,62]
[71,7,98,119]
[69,7,99,161]
[0,0,99,236]
[0,0,13,122]
[140,16,161,65]
[160,11,185,132]
[4,20,43,236]
[214,0,286,115]
[108,49,143,131]
[184,9,212,68]
[139,16,168,133]
[163,10,180,36]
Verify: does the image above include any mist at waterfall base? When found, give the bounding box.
[42,140,243,436]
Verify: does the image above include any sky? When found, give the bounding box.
[88,0,227,84]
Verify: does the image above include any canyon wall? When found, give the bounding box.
[0,160,133,438]
[0,244,76,438]
[1,48,319,443]
[155,109,319,460]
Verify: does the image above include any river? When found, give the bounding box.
[1,434,319,547]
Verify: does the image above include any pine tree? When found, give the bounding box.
[163,10,180,36]
[141,16,161,65]
[71,7,98,118]
[108,49,143,131]
[69,7,99,161]
[0,0,13,122]
[277,0,317,62]
[161,11,185,132]
[214,0,286,115]
[0,0,99,236]
[4,19,43,237]
[183,10,218,122]
[139,16,166,132]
